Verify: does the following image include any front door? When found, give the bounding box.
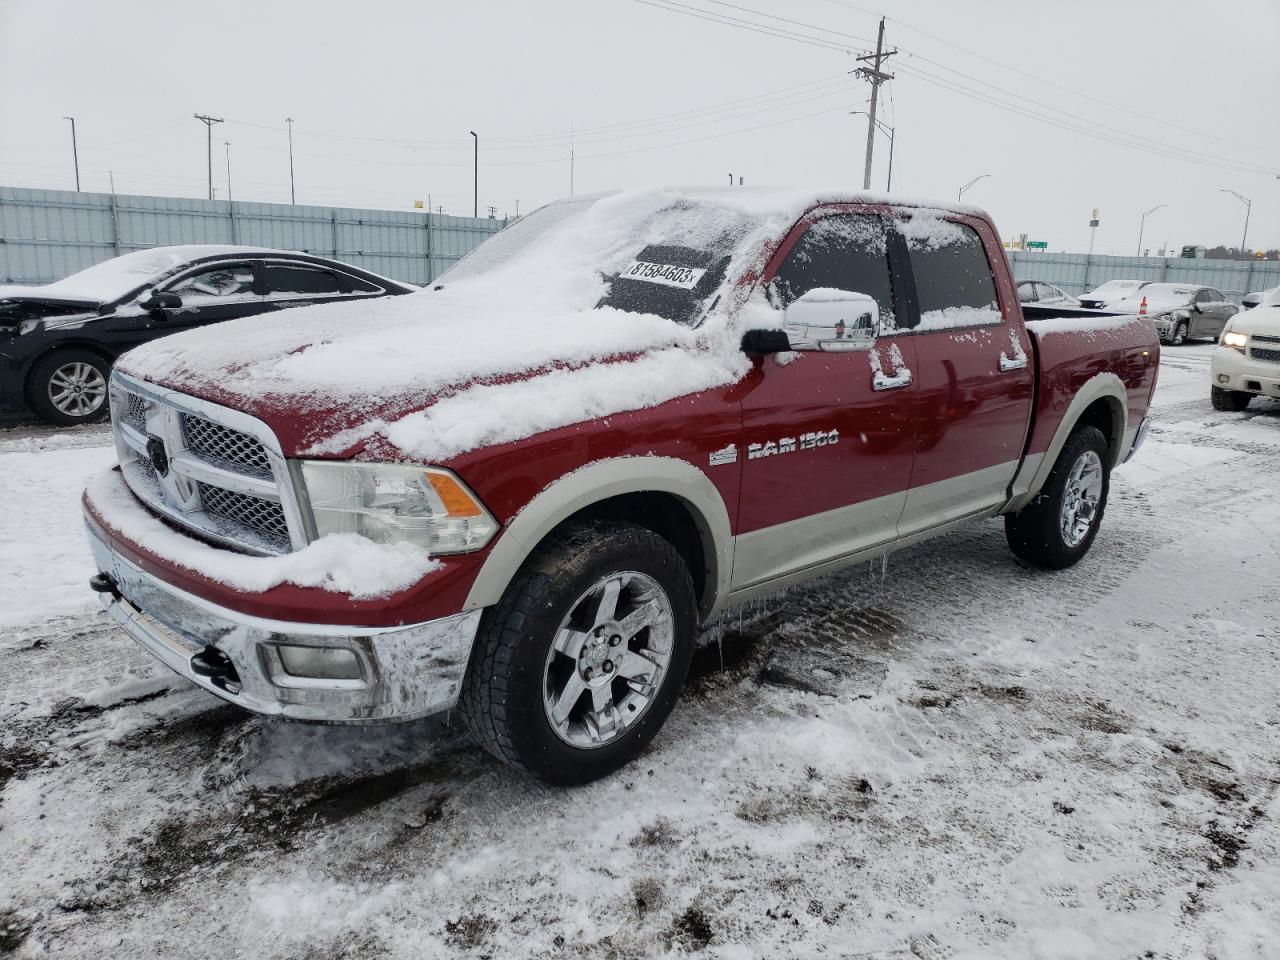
[895,213,1035,537]
[732,209,918,591]
[1192,288,1234,339]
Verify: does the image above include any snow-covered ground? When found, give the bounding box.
[2,344,1278,958]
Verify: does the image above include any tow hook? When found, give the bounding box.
[88,572,121,601]
[190,646,243,695]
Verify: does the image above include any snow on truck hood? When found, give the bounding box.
[117,187,980,462]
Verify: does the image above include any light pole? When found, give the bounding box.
[1219,189,1252,254]
[1137,204,1165,257]
[958,174,989,202]
[850,111,895,191]
[470,131,478,218]
[194,114,224,200]
[61,116,80,191]
[224,141,232,203]
[286,118,296,205]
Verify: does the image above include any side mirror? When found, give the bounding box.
[143,291,183,311]
[784,289,878,352]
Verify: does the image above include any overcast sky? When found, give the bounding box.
[2,0,1277,256]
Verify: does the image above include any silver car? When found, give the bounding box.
[1078,279,1151,310]
[1017,280,1080,307]
[1109,283,1238,345]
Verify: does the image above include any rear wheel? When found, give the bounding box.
[1005,425,1110,570]
[28,350,111,426]
[1211,386,1252,412]
[459,520,696,784]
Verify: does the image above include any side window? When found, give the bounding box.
[165,263,255,302]
[1209,289,1226,303]
[1018,282,1036,303]
[263,264,343,296]
[1195,289,1214,304]
[903,218,1001,330]
[344,274,382,294]
[771,215,897,329]
[1037,282,1060,301]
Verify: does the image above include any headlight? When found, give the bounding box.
[300,461,498,554]
[1222,331,1248,350]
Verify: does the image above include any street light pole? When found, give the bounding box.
[958,174,990,201]
[1219,189,1252,253]
[286,118,296,205]
[470,131,478,218]
[1137,204,1166,257]
[61,116,80,191]
[224,141,232,203]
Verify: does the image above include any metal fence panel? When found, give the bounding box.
[0,186,506,288]
[1009,251,1280,302]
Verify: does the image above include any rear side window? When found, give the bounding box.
[903,218,1001,330]
[263,264,343,296]
[771,215,897,330]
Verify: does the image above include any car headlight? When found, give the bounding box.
[300,461,498,554]
[1221,330,1248,350]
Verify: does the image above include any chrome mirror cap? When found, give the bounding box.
[784,288,878,352]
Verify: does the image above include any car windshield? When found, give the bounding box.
[440,193,768,325]
[1090,280,1144,295]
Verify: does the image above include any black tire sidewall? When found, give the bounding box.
[490,527,696,785]
[28,350,112,425]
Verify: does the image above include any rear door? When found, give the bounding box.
[732,209,919,591]
[895,212,1034,537]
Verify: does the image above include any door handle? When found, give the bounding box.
[999,354,1028,372]
[873,371,912,391]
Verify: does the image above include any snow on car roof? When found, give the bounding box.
[117,187,984,462]
[3,245,303,304]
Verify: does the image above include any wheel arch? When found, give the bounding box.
[463,457,734,622]
[1006,373,1127,512]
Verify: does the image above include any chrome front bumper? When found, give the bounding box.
[87,521,482,723]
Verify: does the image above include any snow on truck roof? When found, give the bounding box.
[1,245,306,304]
[117,187,985,463]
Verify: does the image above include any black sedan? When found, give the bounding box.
[0,246,416,425]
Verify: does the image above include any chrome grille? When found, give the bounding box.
[1251,334,1280,345]
[197,483,290,547]
[181,413,273,478]
[109,373,300,556]
[1250,346,1280,364]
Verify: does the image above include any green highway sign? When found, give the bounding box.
[1026,241,1048,249]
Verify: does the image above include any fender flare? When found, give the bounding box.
[462,456,734,620]
[1007,372,1127,511]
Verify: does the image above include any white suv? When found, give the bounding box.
[1211,287,1280,411]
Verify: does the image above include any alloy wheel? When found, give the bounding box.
[1060,449,1103,547]
[47,361,107,417]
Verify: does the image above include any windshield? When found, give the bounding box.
[440,192,769,325]
[1091,280,1144,295]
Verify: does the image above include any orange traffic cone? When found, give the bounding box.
[1139,296,1148,316]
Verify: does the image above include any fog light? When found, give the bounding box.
[1218,374,1230,384]
[276,644,363,680]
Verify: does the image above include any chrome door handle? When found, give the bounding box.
[873,371,913,391]
[999,354,1028,372]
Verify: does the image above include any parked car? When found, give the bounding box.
[1242,287,1277,310]
[1017,280,1080,307]
[1211,286,1280,411]
[1108,283,1238,345]
[1078,279,1151,310]
[83,189,1158,784]
[0,246,415,425]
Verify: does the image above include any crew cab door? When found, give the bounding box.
[894,213,1034,537]
[732,210,918,591]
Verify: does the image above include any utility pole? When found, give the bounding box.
[470,131,478,218]
[286,118,296,204]
[1219,189,1252,253]
[194,114,224,200]
[570,124,575,198]
[62,116,80,191]
[224,141,233,203]
[853,17,896,191]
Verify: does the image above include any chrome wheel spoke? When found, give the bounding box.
[552,627,589,659]
[590,575,624,628]
[549,673,587,728]
[617,598,661,640]
[617,649,660,683]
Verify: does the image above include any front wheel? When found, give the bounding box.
[1211,386,1252,412]
[1171,321,1189,346]
[27,350,111,426]
[1005,425,1110,570]
[458,519,697,784]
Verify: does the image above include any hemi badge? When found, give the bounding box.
[709,444,737,467]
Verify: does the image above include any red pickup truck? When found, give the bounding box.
[83,188,1158,784]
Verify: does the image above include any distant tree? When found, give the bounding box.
[1204,245,1278,261]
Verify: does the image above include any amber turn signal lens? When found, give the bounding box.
[426,472,484,517]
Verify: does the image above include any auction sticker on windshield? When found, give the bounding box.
[619,260,707,290]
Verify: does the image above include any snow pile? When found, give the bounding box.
[1026,314,1147,339]
[868,342,911,388]
[117,188,981,461]
[917,305,1002,331]
[85,469,439,598]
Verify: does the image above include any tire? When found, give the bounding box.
[27,350,111,426]
[1171,321,1188,346]
[1005,425,1110,570]
[1211,386,1252,412]
[458,519,697,785]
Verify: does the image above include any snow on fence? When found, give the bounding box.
[1009,250,1280,303]
[0,186,507,287]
